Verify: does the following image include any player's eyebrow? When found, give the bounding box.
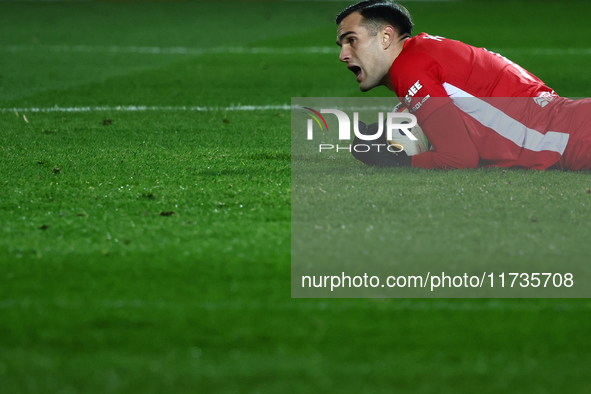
[337,31,355,47]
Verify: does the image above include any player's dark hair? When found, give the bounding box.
[336,1,413,38]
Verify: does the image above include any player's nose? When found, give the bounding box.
[339,47,350,62]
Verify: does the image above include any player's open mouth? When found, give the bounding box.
[348,65,362,81]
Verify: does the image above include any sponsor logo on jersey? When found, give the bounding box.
[405,80,423,105]
[533,91,558,108]
[410,95,431,113]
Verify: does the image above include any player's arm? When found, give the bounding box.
[391,52,480,169]
[352,121,412,167]
[411,102,480,169]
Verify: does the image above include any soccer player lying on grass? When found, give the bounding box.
[336,0,591,170]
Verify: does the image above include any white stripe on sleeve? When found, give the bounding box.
[443,83,569,154]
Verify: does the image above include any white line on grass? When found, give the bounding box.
[0,105,417,113]
[0,299,590,311]
[284,0,458,2]
[0,105,291,113]
[1,0,94,2]
[496,48,591,56]
[2,45,591,56]
[0,45,340,55]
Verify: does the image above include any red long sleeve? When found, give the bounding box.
[411,102,480,169]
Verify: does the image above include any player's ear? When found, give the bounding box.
[381,25,396,49]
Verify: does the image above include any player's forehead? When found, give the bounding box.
[337,12,366,42]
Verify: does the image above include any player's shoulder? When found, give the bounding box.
[403,33,468,54]
[396,33,451,60]
[394,33,477,71]
[392,33,442,71]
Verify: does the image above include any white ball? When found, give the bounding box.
[387,103,429,156]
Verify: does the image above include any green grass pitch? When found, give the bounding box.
[1,0,591,392]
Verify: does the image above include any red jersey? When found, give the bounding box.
[390,33,572,170]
